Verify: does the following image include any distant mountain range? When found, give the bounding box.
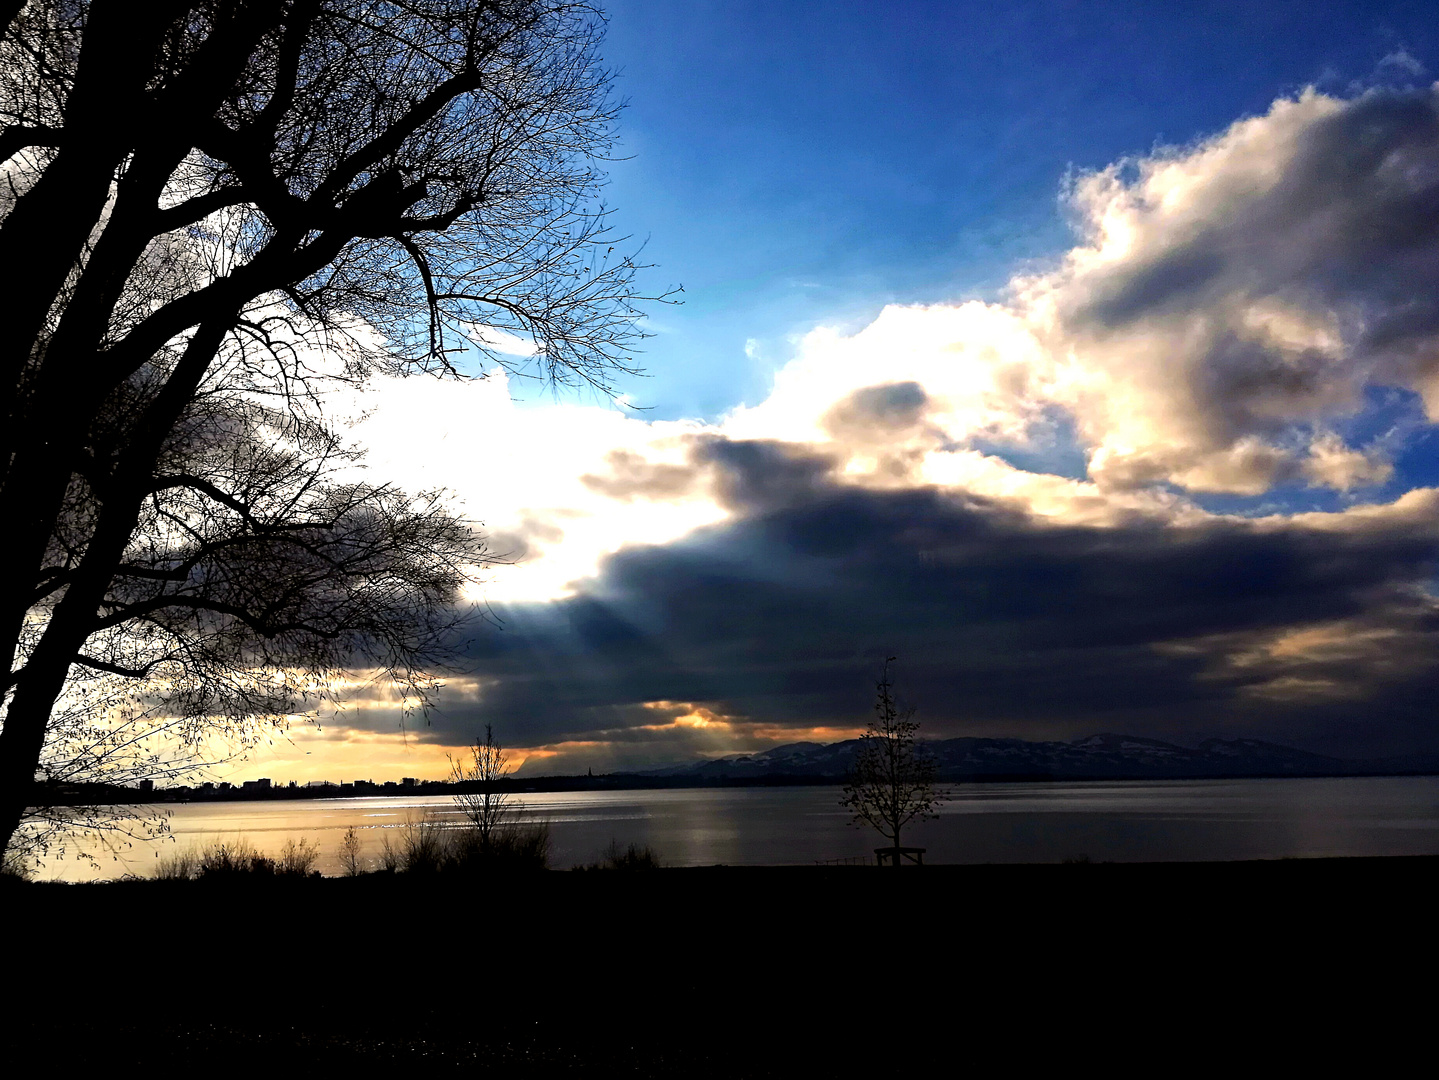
[636,733,1438,782]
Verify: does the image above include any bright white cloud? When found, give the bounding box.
[1024,86,1439,492]
[343,86,1439,605]
[724,301,1055,448]
[723,86,1439,498]
[346,370,727,602]
[1302,432,1393,491]
[465,324,539,356]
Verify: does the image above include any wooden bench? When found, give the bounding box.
[874,846,926,866]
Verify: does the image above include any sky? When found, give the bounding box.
[225,1,1439,783]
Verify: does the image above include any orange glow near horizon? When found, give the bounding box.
[205,724,459,786]
[507,702,867,775]
[206,700,866,784]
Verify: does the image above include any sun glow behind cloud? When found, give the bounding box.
[345,371,730,602]
[506,701,867,777]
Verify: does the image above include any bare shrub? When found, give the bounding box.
[158,837,318,878]
[575,840,661,871]
[277,838,320,877]
[446,820,552,874]
[378,832,401,873]
[607,840,661,870]
[366,813,555,876]
[399,817,446,875]
[338,826,364,877]
[154,849,199,881]
[505,822,553,871]
[197,839,274,878]
[445,825,484,870]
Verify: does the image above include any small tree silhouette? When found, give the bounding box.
[449,725,513,851]
[338,826,364,877]
[840,658,941,863]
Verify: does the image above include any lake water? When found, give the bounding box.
[31,775,1439,880]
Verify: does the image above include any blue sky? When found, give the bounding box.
[240,3,1439,781]
[596,1,1439,421]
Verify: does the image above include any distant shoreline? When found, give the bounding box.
[27,767,1439,809]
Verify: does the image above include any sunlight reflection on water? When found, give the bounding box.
[33,775,1439,880]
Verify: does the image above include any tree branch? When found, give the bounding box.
[0,122,61,163]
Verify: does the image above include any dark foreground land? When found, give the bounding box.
[8,857,1435,1074]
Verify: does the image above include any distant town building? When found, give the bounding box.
[138,779,154,793]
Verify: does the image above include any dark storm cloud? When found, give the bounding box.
[695,437,840,513]
[434,437,1439,760]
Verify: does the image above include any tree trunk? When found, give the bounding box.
[0,0,184,405]
[0,314,234,857]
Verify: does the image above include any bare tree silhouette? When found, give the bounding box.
[840,658,941,864]
[449,723,513,850]
[0,1,671,862]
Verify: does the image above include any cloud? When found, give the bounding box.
[579,449,703,502]
[344,370,728,602]
[714,87,1439,499]
[323,86,1439,769]
[1302,431,1393,490]
[1027,86,1439,493]
[1376,48,1425,80]
[723,300,1055,457]
[419,452,1439,762]
[465,324,539,356]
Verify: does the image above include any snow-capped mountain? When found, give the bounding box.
[637,733,1362,781]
